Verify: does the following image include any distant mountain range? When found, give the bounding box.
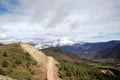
[59,40,120,59]
[35,40,120,59]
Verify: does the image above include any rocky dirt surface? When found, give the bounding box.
[0,75,16,80]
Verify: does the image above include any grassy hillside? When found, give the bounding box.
[43,47,120,80]
[0,43,43,80]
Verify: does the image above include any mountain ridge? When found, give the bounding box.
[35,40,120,59]
[95,43,120,59]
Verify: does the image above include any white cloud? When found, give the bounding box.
[0,34,7,39]
[0,0,120,42]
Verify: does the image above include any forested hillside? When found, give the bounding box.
[43,47,120,80]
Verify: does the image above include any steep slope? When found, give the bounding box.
[20,43,60,80]
[0,43,40,80]
[20,43,47,65]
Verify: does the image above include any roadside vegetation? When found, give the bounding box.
[0,43,41,80]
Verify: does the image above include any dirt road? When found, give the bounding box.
[20,43,47,65]
[47,57,56,80]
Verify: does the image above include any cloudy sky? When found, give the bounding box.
[0,0,120,43]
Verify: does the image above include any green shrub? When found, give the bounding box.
[0,68,5,75]
[31,70,35,75]
[3,51,7,57]
[26,77,32,80]
[8,68,13,74]
[32,60,37,65]
[44,78,48,80]
[15,59,22,65]
[12,63,17,68]
[25,52,31,61]
[2,61,8,67]
[26,62,31,68]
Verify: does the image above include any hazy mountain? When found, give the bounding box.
[60,40,120,59]
[60,40,120,52]
[95,43,120,59]
[35,40,120,59]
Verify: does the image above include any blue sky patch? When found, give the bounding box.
[0,0,19,14]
